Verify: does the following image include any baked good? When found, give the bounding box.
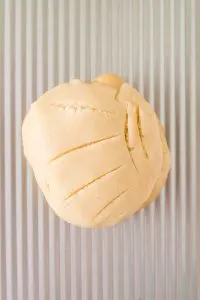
[22,74,170,227]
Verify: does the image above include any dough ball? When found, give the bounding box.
[22,74,170,227]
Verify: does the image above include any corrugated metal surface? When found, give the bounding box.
[0,0,199,299]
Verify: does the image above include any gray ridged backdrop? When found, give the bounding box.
[0,0,199,299]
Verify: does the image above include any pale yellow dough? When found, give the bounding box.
[22,74,170,227]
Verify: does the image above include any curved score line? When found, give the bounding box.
[135,106,149,159]
[93,187,131,222]
[49,134,119,163]
[64,165,123,206]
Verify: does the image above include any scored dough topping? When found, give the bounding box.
[22,74,170,228]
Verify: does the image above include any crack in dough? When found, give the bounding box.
[50,103,112,115]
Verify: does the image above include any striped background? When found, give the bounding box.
[0,0,199,299]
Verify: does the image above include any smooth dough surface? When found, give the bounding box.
[22,74,170,227]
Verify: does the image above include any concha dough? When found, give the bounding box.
[22,74,170,227]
